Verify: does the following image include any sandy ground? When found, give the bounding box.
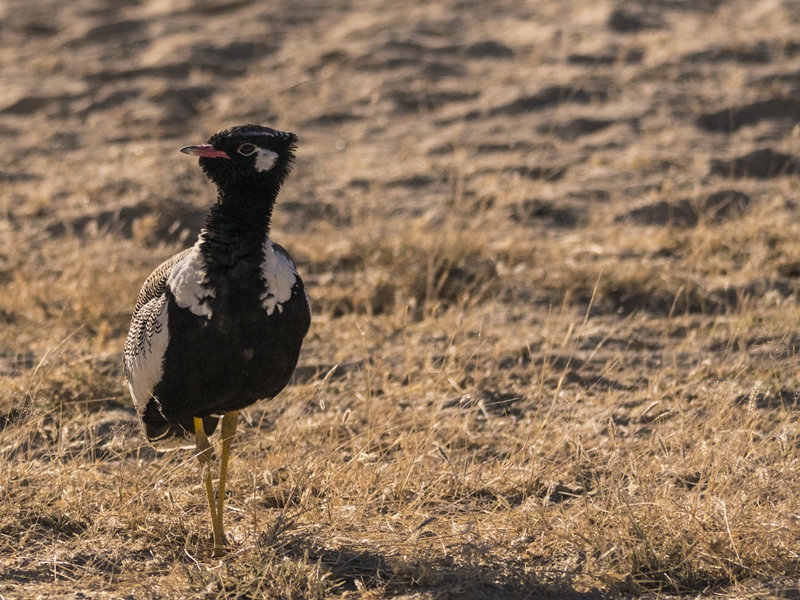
[2,0,800,598]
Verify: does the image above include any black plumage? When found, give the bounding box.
[123,124,311,555]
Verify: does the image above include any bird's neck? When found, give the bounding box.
[200,185,279,261]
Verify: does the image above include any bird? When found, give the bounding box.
[123,124,312,556]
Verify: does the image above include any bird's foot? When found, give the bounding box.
[211,536,229,558]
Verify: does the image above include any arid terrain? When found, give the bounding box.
[2,0,800,597]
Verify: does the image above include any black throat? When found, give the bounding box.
[200,180,281,266]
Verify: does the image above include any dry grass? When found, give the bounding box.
[3,208,800,598]
[3,0,800,597]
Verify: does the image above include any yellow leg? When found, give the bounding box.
[216,411,239,539]
[194,417,225,556]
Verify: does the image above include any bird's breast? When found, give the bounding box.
[167,234,301,321]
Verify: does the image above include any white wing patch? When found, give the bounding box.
[255,148,278,172]
[260,238,298,315]
[124,295,170,413]
[166,239,215,318]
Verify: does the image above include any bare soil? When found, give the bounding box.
[2,0,800,598]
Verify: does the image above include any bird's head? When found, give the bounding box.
[180,124,298,195]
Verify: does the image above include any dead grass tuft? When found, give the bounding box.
[3,290,800,597]
[297,217,501,320]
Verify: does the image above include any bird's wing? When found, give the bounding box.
[260,240,302,315]
[132,247,192,313]
[124,248,191,411]
[269,241,312,320]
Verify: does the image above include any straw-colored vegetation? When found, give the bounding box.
[2,0,800,597]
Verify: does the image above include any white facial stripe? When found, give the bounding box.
[166,238,215,318]
[255,148,279,172]
[260,237,297,315]
[125,295,170,413]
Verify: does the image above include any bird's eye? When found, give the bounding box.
[237,143,257,156]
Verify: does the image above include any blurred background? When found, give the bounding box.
[2,0,799,347]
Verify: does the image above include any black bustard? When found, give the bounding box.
[123,125,312,556]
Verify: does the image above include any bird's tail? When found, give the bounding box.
[141,398,219,450]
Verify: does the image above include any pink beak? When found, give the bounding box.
[179,144,230,159]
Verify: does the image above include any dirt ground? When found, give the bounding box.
[2,0,800,598]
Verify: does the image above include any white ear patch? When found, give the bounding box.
[255,148,279,172]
